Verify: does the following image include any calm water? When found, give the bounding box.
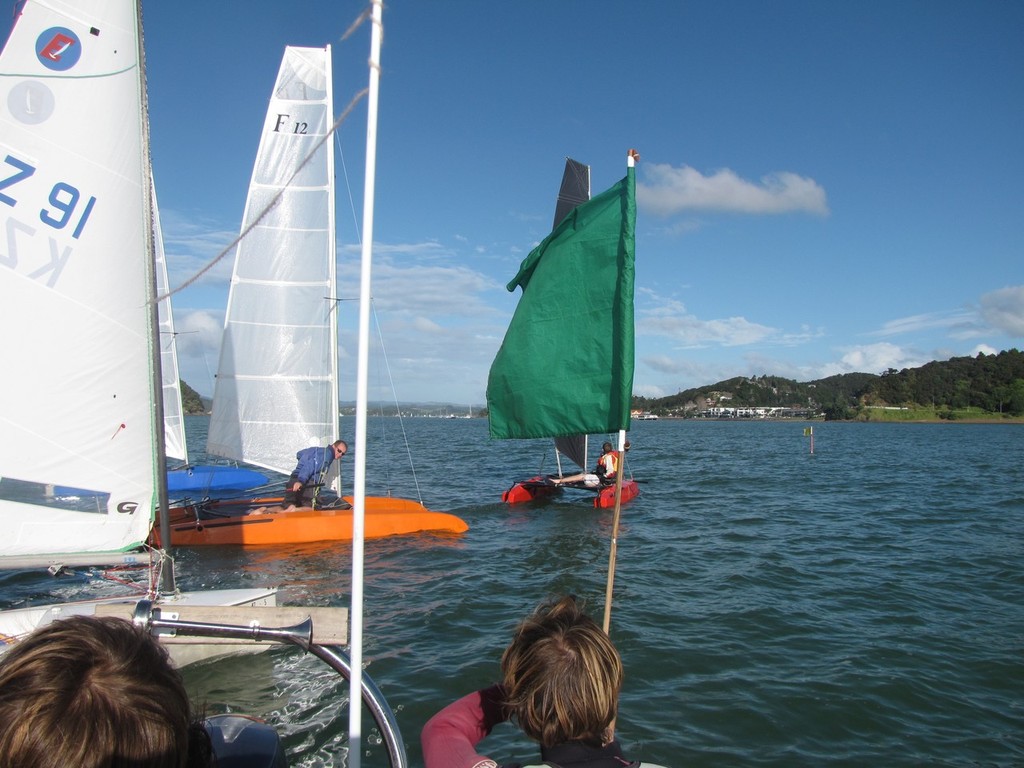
[4,417,1023,767]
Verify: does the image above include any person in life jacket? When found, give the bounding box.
[421,595,669,768]
[595,442,618,480]
[283,439,347,509]
[550,440,628,486]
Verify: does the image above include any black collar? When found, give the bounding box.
[537,739,635,768]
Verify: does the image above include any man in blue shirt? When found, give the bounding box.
[283,440,347,509]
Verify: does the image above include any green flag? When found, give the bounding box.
[487,166,636,440]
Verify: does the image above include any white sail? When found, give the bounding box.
[153,177,188,463]
[207,46,339,485]
[0,0,159,562]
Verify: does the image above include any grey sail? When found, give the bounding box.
[552,157,591,229]
[552,158,592,471]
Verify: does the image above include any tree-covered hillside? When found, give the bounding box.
[179,380,206,415]
[634,349,1024,420]
[862,350,1024,414]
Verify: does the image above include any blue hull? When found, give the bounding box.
[167,466,269,495]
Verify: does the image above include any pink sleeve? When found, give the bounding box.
[421,685,507,768]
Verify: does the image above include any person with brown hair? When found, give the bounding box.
[421,595,668,768]
[0,614,211,768]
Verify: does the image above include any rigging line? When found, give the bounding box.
[340,4,375,45]
[154,86,367,304]
[336,1,379,246]
[329,294,407,497]
[368,333,395,494]
[336,131,362,244]
[370,299,425,505]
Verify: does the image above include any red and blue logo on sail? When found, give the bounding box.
[36,27,81,71]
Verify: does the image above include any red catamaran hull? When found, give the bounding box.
[502,477,639,509]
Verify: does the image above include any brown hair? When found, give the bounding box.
[0,615,207,768]
[500,595,622,748]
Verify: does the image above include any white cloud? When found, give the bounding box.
[159,208,239,288]
[171,309,221,357]
[819,342,929,376]
[340,240,454,262]
[634,382,667,398]
[637,163,829,216]
[872,311,974,337]
[870,286,1024,346]
[329,251,515,403]
[168,308,226,396]
[979,285,1024,336]
[339,256,503,317]
[637,354,741,396]
[644,354,689,375]
[639,296,780,347]
[413,316,443,333]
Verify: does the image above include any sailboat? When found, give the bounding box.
[0,0,281,653]
[154,180,270,498]
[0,5,417,765]
[165,45,467,546]
[488,155,640,509]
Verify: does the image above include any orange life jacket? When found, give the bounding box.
[599,450,618,477]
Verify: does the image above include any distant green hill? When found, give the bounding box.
[633,348,1024,421]
[179,379,207,414]
[179,348,1024,422]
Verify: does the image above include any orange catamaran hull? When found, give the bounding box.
[161,496,468,547]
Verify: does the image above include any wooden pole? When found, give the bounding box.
[603,149,639,742]
[602,148,638,636]
[602,428,627,634]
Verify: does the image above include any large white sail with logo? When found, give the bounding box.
[0,0,159,563]
[206,46,339,489]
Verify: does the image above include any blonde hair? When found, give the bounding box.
[500,595,622,748]
[0,615,205,768]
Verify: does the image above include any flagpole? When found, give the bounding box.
[603,148,639,636]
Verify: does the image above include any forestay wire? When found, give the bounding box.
[369,300,426,505]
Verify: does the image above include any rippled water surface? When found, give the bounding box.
[4,417,1023,767]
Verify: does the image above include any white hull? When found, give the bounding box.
[0,587,278,667]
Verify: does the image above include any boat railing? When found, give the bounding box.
[112,600,408,768]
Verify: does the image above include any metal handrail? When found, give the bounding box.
[131,600,408,768]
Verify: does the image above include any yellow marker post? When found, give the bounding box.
[804,426,815,454]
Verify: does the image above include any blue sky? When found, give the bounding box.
[10,1,1021,405]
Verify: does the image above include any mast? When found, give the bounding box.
[602,149,639,633]
[350,1,384,763]
[134,0,175,594]
[326,43,341,480]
